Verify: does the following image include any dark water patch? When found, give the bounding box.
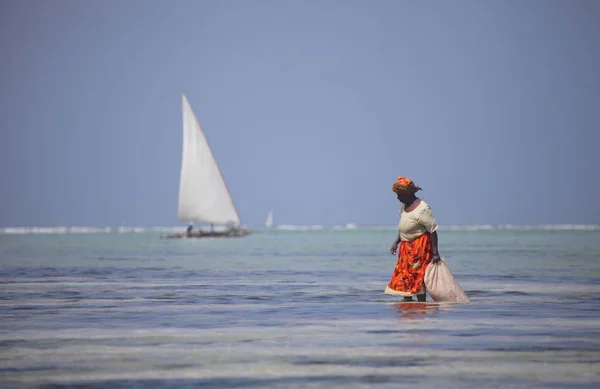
[33,376,600,389]
[557,294,600,302]
[581,278,600,285]
[245,296,268,301]
[179,298,204,305]
[38,374,424,389]
[309,295,335,301]
[149,294,180,300]
[0,339,33,348]
[487,274,535,281]
[486,345,582,352]
[0,365,66,373]
[463,289,488,296]
[77,269,117,277]
[364,329,403,334]
[126,284,212,292]
[45,290,83,297]
[491,309,532,318]
[152,363,197,371]
[500,291,532,296]
[7,305,64,313]
[451,332,485,337]
[294,355,429,368]
[214,296,238,304]
[95,256,145,261]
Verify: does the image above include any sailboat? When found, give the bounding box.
[265,209,274,229]
[164,94,250,239]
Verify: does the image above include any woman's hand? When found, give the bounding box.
[431,252,441,264]
[390,243,398,255]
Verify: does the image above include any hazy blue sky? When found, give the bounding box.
[1,0,599,227]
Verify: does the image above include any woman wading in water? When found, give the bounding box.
[385,177,441,302]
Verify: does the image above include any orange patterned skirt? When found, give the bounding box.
[385,232,432,296]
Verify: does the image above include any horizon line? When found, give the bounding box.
[1,223,599,234]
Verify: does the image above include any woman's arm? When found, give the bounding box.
[430,231,441,263]
[390,233,401,255]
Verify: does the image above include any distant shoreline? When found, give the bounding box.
[1,224,599,234]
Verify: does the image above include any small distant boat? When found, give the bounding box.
[163,94,250,239]
[265,209,274,229]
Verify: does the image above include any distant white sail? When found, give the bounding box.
[265,209,274,228]
[177,94,241,227]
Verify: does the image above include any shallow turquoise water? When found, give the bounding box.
[1,228,599,388]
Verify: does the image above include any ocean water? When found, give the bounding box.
[1,228,599,389]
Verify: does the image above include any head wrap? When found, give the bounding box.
[392,176,422,195]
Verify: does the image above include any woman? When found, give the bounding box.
[385,177,441,302]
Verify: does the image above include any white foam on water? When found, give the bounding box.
[2,324,598,387]
[442,224,600,231]
[275,224,325,231]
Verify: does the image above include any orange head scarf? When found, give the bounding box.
[392,177,422,195]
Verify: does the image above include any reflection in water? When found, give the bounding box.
[394,302,440,321]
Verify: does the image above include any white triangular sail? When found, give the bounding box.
[178,94,241,227]
[265,209,274,228]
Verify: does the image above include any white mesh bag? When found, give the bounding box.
[424,259,469,302]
